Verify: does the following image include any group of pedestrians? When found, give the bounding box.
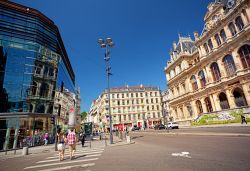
[57,128,77,161]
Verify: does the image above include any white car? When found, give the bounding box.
[166,122,179,129]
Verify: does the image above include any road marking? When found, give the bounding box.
[50,150,104,158]
[171,152,191,158]
[23,158,98,169]
[37,163,95,171]
[38,154,101,163]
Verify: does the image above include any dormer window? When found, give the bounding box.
[235,16,244,31]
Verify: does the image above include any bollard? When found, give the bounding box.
[126,135,131,143]
[22,147,28,155]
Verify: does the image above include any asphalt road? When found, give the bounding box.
[92,130,250,171]
[1,127,250,171]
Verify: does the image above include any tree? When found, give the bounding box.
[80,111,88,120]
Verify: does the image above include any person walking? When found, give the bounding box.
[81,132,85,147]
[67,129,76,160]
[44,132,48,145]
[241,115,247,124]
[57,132,66,161]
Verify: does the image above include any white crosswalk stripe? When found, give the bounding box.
[23,147,105,171]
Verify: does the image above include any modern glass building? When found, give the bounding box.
[0,1,76,150]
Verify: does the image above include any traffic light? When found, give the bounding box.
[51,116,55,125]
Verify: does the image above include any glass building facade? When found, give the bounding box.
[0,1,75,150]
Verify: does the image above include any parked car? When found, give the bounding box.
[154,124,166,130]
[131,126,140,131]
[166,122,179,129]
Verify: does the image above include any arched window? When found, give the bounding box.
[47,105,53,114]
[40,83,49,97]
[228,22,237,36]
[215,34,221,46]
[208,39,213,51]
[196,100,203,115]
[233,88,248,107]
[219,92,230,109]
[31,81,37,96]
[238,44,250,69]
[210,62,221,81]
[29,104,33,112]
[49,68,54,77]
[198,70,206,88]
[204,43,209,53]
[205,97,213,112]
[235,16,244,31]
[220,29,227,42]
[44,66,48,76]
[190,75,198,91]
[223,55,236,76]
[36,104,45,113]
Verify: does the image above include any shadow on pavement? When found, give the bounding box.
[131,136,144,140]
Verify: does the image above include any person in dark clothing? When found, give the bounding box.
[81,132,85,147]
[241,115,247,124]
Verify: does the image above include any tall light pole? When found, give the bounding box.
[98,38,114,144]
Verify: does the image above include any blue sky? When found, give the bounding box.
[13,0,211,112]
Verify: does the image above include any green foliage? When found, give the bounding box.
[191,109,249,126]
[229,109,244,119]
[80,111,88,120]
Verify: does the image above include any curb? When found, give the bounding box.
[158,132,250,137]
[107,141,135,147]
[131,131,250,137]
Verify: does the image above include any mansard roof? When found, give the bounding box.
[171,35,196,55]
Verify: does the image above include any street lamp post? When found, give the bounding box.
[161,91,169,133]
[98,38,114,144]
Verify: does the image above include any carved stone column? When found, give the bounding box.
[242,83,250,106]
[225,89,236,109]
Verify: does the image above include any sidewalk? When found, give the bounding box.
[180,123,250,129]
[0,135,134,159]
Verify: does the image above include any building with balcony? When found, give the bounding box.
[0,1,77,150]
[164,0,250,125]
[89,85,163,131]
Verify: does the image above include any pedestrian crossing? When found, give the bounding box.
[23,146,105,171]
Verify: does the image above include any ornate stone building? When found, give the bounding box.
[165,0,250,125]
[89,85,162,131]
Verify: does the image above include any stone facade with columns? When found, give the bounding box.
[165,0,250,125]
